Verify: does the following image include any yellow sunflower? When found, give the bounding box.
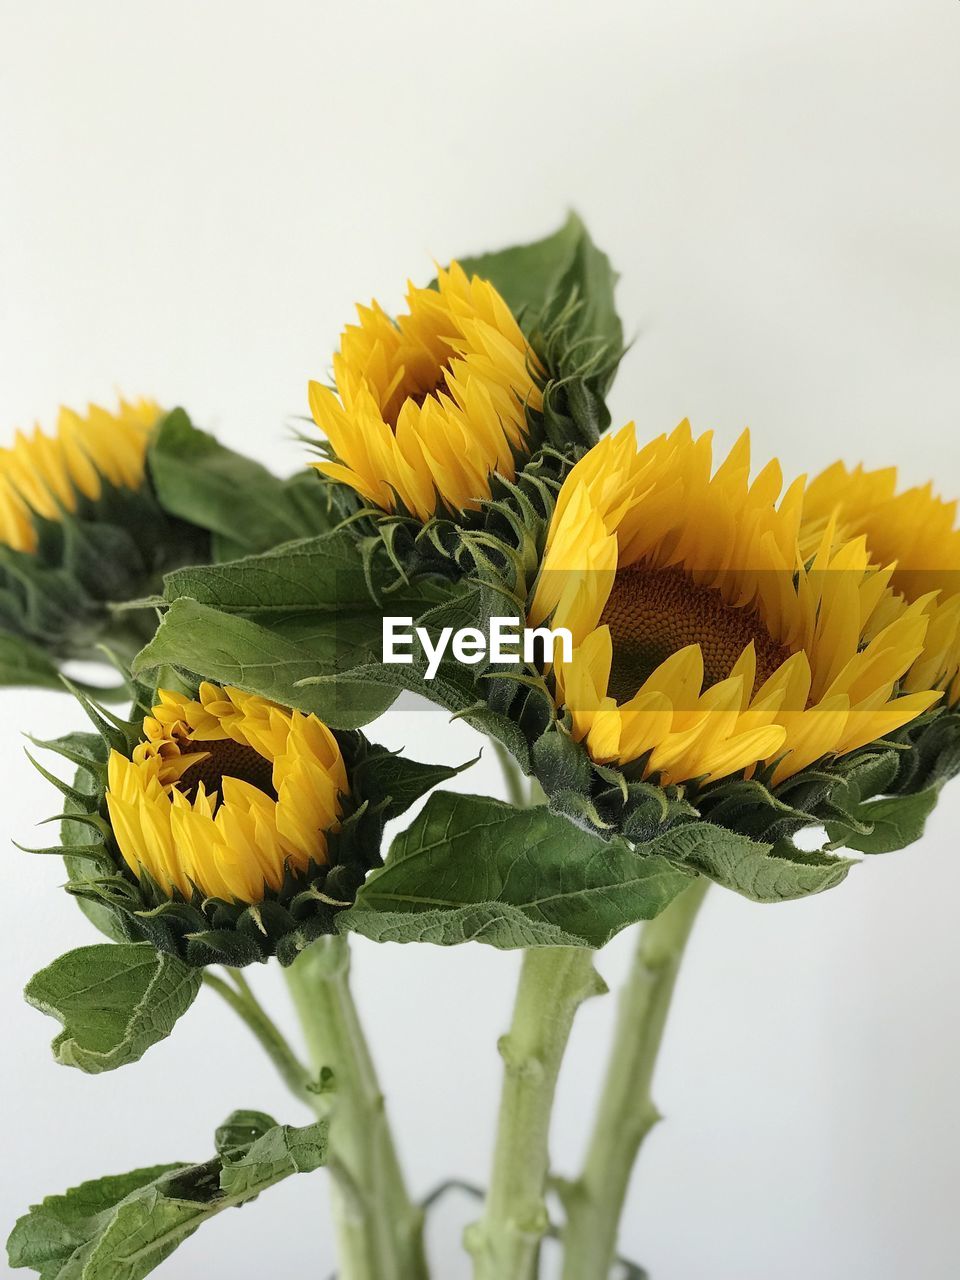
[309,263,543,519]
[529,423,940,787]
[801,462,960,704]
[106,683,347,904]
[0,398,162,553]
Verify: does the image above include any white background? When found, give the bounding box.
[2,3,959,1277]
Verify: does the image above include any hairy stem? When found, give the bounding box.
[284,934,428,1280]
[560,878,709,1280]
[466,946,606,1280]
[203,969,316,1105]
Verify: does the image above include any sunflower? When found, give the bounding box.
[106,683,347,904]
[309,263,543,520]
[529,423,941,787]
[801,462,960,705]
[0,398,162,552]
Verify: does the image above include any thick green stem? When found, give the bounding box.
[204,970,316,1106]
[284,935,428,1280]
[560,878,709,1280]
[467,946,605,1280]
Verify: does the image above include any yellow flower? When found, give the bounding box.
[309,263,543,520]
[0,398,162,553]
[530,423,940,787]
[801,462,960,704]
[106,683,347,904]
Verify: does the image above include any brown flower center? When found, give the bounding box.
[176,737,277,809]
[382,365,450,429]
[599,564,793,704]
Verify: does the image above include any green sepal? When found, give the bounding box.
[698,710,960,857]
[455,211,624,447]
[6,1110,328,1279]
[27,691,472,968]
[884,706,960,793]
[310,437,574,591]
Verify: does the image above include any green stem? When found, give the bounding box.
[284,934,428,1280]
[560,878,709,1280]
[467,946,605,1280]
[203,970,316,1106]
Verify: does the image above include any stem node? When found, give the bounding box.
[560,879,708,1280]
[470,945,601,1280]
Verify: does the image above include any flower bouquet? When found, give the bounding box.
[4,215,958,1280]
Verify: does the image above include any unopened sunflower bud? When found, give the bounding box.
[106,684,347,905]
[309,264,545,522]
[0,399,209,678]
[28,681,466,967]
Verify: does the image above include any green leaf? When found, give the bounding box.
[340,791,694,949]
[455,212,615,336]
[148,409,337,556]
[216,1118,328,1197]
[455,211,622,410]
[0,631,63,690]
[456,215,586,320]
[6,1165,183,1274]
[155,531,447,726]
[545,211,622,357]
[214,1110,277,1161]
[671,825,855,902]
[825,787,939,854]
[161,529,418,614]
[7,1113,328,1279]
[24,943,202,1073]
[132,597,396,728]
